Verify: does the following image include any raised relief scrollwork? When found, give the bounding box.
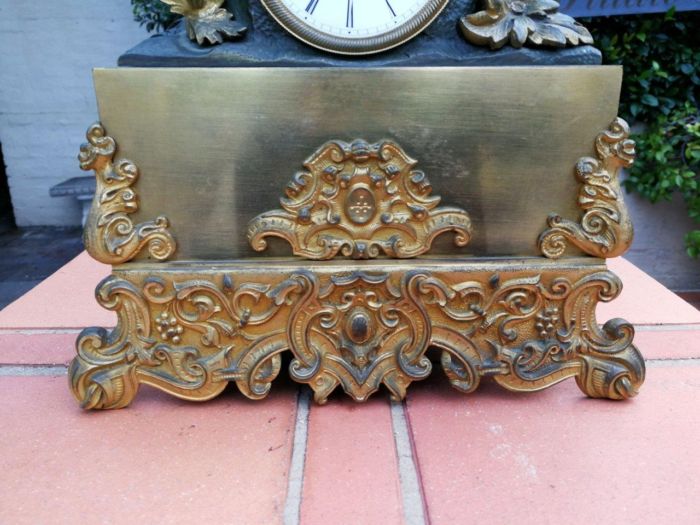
[247,139,472,260]
[489,271,644,399]
[69,273,308,409]
[287,271,433,403]
[418,269,644,400]
[539,118,636,259]
[79,123,176,264]
[69,265,644,409]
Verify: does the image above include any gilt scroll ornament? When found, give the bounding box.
[79,123,176,264]
[539,118,635,259]
[247,139,472,260]
[69,263,645,409]
[460,0,594,50]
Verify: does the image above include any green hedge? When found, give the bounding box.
[131,0,178,33]
[586,9,700,257]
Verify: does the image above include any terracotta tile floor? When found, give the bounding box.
[0,253,699,524]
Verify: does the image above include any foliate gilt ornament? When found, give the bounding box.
[539,118,635,258]
[460,0,593,50]
[79,123,176,264]
[68,264,645,409]
[161,0,247,45]
[247,139,473,260]
[287,271,433,403]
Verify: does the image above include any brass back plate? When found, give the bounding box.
[93,66,622,260]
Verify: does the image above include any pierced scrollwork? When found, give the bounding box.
[79,123,176,264]
[69,273,307,409]
[418,269,644,399]
[287,271,433,403]
[247,139,472,260]
[539,118,636,259]
[69,263,645,409]
[460,0,594,50]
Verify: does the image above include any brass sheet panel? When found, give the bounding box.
[93,66,622,260]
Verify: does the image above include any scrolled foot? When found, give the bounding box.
[69,327,140,410]
[577,345,645,400]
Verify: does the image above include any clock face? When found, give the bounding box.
[260,0,450,55]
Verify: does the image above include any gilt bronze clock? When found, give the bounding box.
[260,0,450,54]
[69,1,645,410]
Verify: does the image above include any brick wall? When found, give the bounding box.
[0,1,146,226]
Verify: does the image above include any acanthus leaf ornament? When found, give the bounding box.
[79,123,176,264]
[161,0,247,46]
[460,0,594,50]
[247,139,473,260]
[539,118,635,259]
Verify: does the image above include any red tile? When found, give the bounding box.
[301,397,403,525]
[635,329,700,360]
[0,332,76,365]
[407,366,700,525]
[0,252,114,330]
[600,257,700,326]
[0,377,297,525]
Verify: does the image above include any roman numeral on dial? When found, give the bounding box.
[305,0,319,14]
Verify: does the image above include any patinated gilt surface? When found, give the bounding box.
[460,0,594,50]
[70,67,644,409]
[248,139,472,260]
[539,118,635,258]
[69,259,645,409]
[79,123,176,264]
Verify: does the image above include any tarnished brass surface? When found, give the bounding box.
[68,257,645,409]
[248,138,472,260]
[79,123,176,264]
[539,118,634,258]
[460,0,594,50]
[92,66,622,260]
[161,0,247,45]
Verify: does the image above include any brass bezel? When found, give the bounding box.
[259,0,451,55]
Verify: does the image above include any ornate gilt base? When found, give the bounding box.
[69,258,645,409]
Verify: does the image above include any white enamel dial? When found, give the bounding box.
[260,0,450,55]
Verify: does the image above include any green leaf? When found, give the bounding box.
[642,94,659,107]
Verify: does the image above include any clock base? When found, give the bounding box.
[67,65,643,409]
[69,258,644,409]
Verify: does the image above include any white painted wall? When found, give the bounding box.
[625,191,700,291]
[0,1,147,226]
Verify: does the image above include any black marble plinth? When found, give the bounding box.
[119,0,602,67]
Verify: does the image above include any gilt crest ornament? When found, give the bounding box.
[79,123,176,264]
[539,118,635,258]
[287,271,433,403]
[247,139,473,260]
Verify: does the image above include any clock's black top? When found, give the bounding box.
[118,0,601,67]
